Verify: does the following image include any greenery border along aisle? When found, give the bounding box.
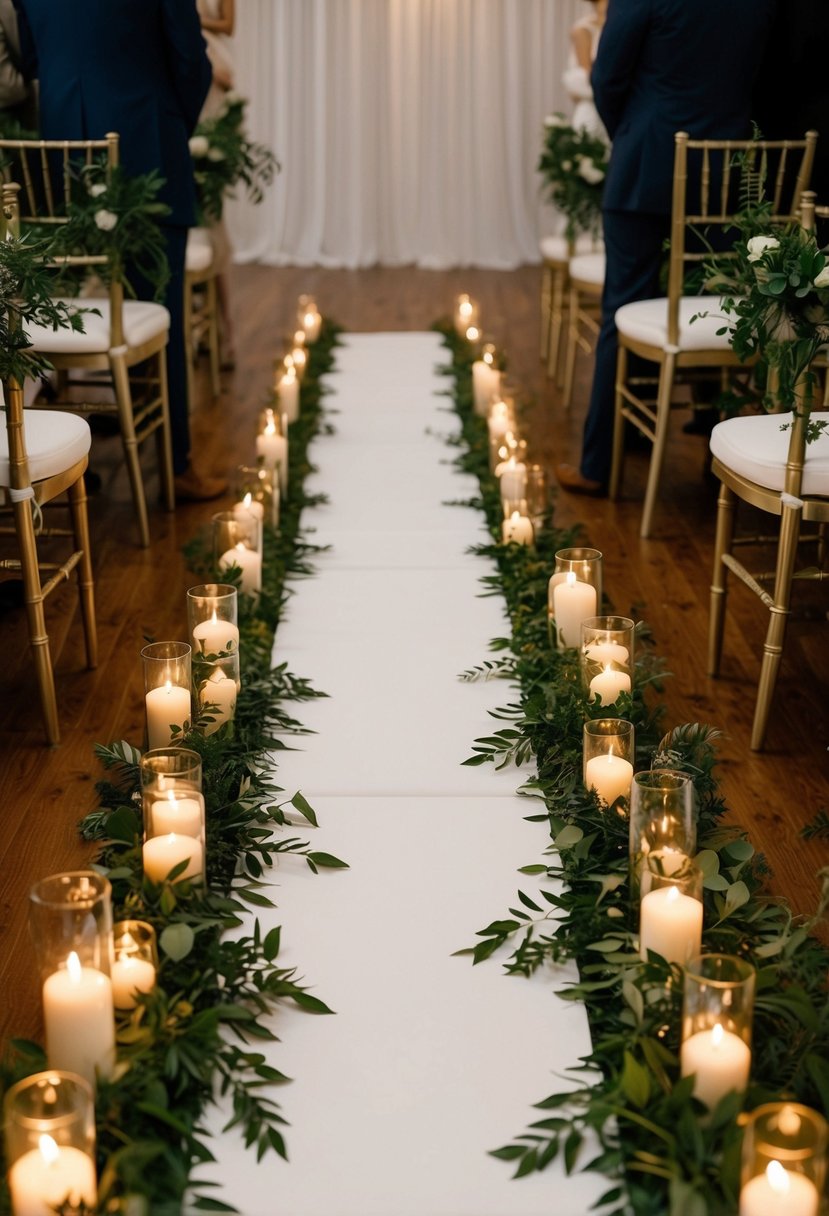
[434,322,829,1216]
[0,321,346,1216]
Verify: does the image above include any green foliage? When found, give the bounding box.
[435,321,829,1215]
[190,94,279,223]
[537,114,608,241]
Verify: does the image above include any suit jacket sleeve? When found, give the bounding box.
[591,0,651,139]
[160,0,212,134]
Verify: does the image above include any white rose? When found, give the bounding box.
[87,183,107,198]
[224,90,244,106]
[93,209,118,231]
[207,147,226,162]
[577,156,605,184]
[189,135,209,157]
[746,235,780,263]
[544,113,568,129]
[813,265,829,289]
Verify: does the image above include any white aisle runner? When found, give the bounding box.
[201,334,602,1215]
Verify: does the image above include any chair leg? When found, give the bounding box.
[14,497,59,744]
[640,353,676,539]
[707,480,735,676]
[156,346,176,513]
[68,471,98,670]
[206,276,221,399]
[547,266,566,384]
[750,499,802,751]
[609,344,628,500]
[540,262,552,362]
[184,273,197,416]
[562,284,579,408]
[110,352,151,548]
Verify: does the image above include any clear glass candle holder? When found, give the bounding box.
[740,1103,827,1216]
[297,294,321,342]
[29,873,115,1089]
[213,510,262,596]
[581,616,635,706]
[639,851,703,965]
[140,747,206,887]
[187,584,239,659]
[255,406,288,495]
[112,921,158,1011]
[525,464,550,534]
[4,1070,97,1214]
[454,292,478,336]
[681,953,756,1110]
[498,456,528,503]
[487,398,516,469]
[629,769,696,893]
[549,548,603,649]
[471,342,501,415]
[276,365,300,423]
[501,506,534,546]
[233,498,265,559]
[141,641,192,751]
[237,463,279,530]
[583,719,634,808]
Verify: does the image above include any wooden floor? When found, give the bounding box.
[1,262,827,1047]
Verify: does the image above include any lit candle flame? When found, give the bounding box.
[303,311,315,328]
[510,511,520,524]
[666,886,680,904]
[565,571,576,588]
[466,324,480,342]
[39,1134,59,1166]
[118,931,137,963]
[265,421,276,437]
[711,1022,724,1048]
[293,329,306,346]
[66,951,82,984]
[243,493,252,509]
[765,1160,791,1195]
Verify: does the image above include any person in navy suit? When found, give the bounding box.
[556,0,777,494]
[16,0,226,500]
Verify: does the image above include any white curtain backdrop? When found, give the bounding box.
[228,0,580,269]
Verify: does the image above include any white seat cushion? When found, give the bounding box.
[710,411,829,497]
[568,251,606,286]
[616,296,733,352]
[539,232,601,262]
[26,298,170,354]
[0,408,91,485]
[186,228,214,274]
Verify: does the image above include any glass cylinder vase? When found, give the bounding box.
[29,873,115,1089]
[141,640,192,750]
[297,295,321,342]
[112,920,158,1011]
[549,548,603,649]
[213,510,262,596]
[454,292,478,337]
[629,769,696,892]
[4,1070,97,1215]
[680,953,755,1110]
[255,406,288,496]
[583,719,634,808]
[140,747,206,887]
[581,616,635,706]
[237,463,279,530]
[639,851,703,965]
[501,505,534,546]
[471,342,501,415]
[525,464,550,535]
[739,1103,827,1216]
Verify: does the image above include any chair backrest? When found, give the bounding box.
[0,133,125,346]
[1,181,32,495]
[666,131,818,346]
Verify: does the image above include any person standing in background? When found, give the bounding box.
[563,0,607,140]
[0,0,33,125]
[15,0,227,501]
[555,0,777,496]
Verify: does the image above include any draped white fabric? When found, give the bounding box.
[229,0,580,268]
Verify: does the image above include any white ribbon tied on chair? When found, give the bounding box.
[9,483,43,531]
[780,491,805,510]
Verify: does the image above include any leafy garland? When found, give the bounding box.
[538,114,608,242]
[0,321,346,1215]
[190,94,279,224]
[434,321,829,1216]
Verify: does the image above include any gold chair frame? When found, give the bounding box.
[609,130,818,539]
[0,182,97,743]
[707,191,829,751]
[540,240,581,386]
[0,133,175,547]
[562,259,603,408]
[184,238,221,406]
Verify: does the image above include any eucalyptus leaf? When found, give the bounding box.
[159,923,195,961]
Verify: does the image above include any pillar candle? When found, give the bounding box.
[589,665,631,706]
[499,458,527,502]
[502,511,533,545]
[302,308,322,343]
[584,753,633,805]
[145,682,191,751]
[680,1023,751,1108]
[42,953,115,1088]
[143,833,204,884]
[199,668,237,733]
[740,1162,819,1216]
[151,792,203,837]
[553,572,598,647]
[219,543,262,595]
[111,952,156,1010]
[290,345,307,378]
[472,360,501,415]
[255,424,288,493]
[8,1135,97,1216]
[278,369,300,423]
[639,885,703,964]
[192,613,240,656]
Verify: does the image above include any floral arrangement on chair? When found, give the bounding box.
[189,93,280,223]
[537,113,608,242]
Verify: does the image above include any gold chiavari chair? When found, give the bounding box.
[609,130,818,539]
[184,227,221,405]
[561,248,605,407]
[539,232,601,385]
[706,190,829,751]
[0,132,175,547]
[0,182,97,744]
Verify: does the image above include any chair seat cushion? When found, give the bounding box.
[539,232,601,262]
[0,408,91,485]
[26,298,170,354]
[568,252,606,286]
[616,296,733,352]
[186,228,214,274]
[710,411,829,497]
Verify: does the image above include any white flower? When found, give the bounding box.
[87,183,107,198]
[93,209,118,231]
[189,135,209,158]
[224,90,244,106]
[561,159,572,172]
[577,156,605,184]
[813,265,829,289]
[544,113,568,129]
[746,235,780,262]
[207,147,225,162]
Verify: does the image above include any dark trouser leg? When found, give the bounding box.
[580,210,669,484]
